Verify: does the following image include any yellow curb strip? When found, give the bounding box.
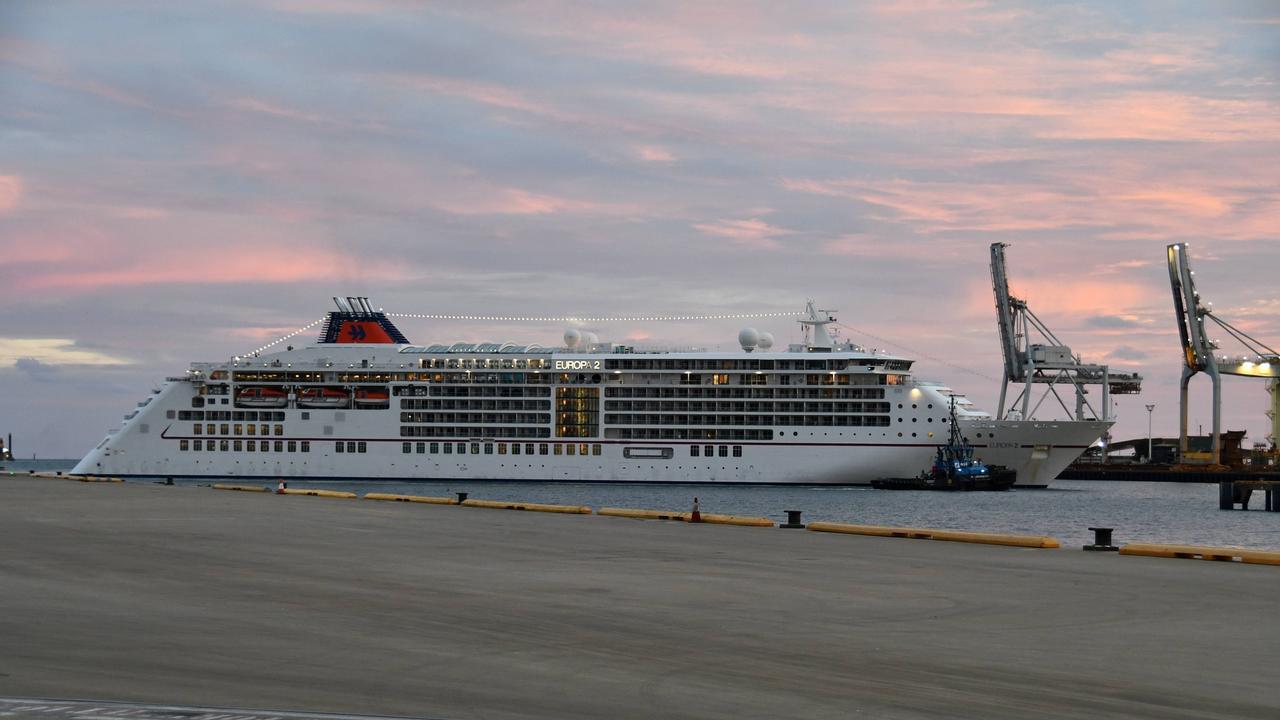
[699,513,774,527]
[1119,543,1280,566]
[363,493,458,505]
[280,488,357,499]
[598,507,692,521]
[461,499,591,514]
[213,484,272,493]
[806,522,1060,549]
[596,508,772,526]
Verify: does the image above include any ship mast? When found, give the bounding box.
[799,300,837,352]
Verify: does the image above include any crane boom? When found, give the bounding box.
[989,243,1142,424]
[1167,243,1278,464]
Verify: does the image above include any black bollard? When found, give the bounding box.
[456,492,469,503]
[165,477,174,486]
[1083,526,1118,552]
[780,510,806,529]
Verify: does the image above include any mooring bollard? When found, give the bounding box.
[780,510,806,529]
[165,477,174,486]
[456,492,469,503]
[1083,526,1118,552]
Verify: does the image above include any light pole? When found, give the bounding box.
[1145,403,1156,463]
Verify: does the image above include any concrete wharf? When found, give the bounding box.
[1,477,1276,720]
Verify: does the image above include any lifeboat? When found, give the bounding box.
[297,387,350,409]
[235,386,288,408]
[353,388,390,407]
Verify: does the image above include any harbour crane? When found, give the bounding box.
[990,243,1143,425]
[1168,243,1280,464]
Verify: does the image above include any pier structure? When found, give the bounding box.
[989,243,1142,424]
[1167,243,1279,465]
[2,476,1278,719]
[1268,378,1279,455]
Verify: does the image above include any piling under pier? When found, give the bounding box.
[0,477,1276,720]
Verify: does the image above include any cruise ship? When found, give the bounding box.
[72,298,1108,486]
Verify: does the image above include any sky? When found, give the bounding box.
[1,0,1278,458]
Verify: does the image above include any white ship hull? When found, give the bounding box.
[73,380,1104,487]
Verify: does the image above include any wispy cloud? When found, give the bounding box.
[0,175,21,214]
[693,218,793,250]
[0,339,129,366]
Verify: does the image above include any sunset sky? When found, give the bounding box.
[2,1,1278,457]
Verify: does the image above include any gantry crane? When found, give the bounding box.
[1168,243,1280,464]
[990,243,1143,425]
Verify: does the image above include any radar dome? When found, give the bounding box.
[738,327,760,352]
[563,328,581,349]
[582,331,600,347]
[757,332,774,350]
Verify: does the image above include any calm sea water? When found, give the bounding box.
[11,459,1279,551]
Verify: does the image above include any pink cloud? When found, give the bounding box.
[784,174,1278,242]
[0,175,21,214]
[819,234,959,259]
[226,97,330,125]
[1040,93,1280,143]
[693,218,792,250]
[2,227,407,293]
[432,188,609,216]
[636,145,676,162]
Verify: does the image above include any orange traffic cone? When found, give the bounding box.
[690,496,702,523]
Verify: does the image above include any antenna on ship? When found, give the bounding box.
[799,300,837,352]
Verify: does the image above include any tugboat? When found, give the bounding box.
[873,400,1016,491]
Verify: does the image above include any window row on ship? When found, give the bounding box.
[603,414,891,427]
[191,423,285,436]
[396,441,744,458]
[402,357,909,371]
[396,399,890,413]
[179,439,310,452]
[393,425,770,441]
[174,410,286,421]
[602,401,892,413]
[219,366,911,385]
[605,386,888,399]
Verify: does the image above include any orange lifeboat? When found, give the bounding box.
[353,388,390,407]
[297,387,350,409]
[236,386,288,408]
